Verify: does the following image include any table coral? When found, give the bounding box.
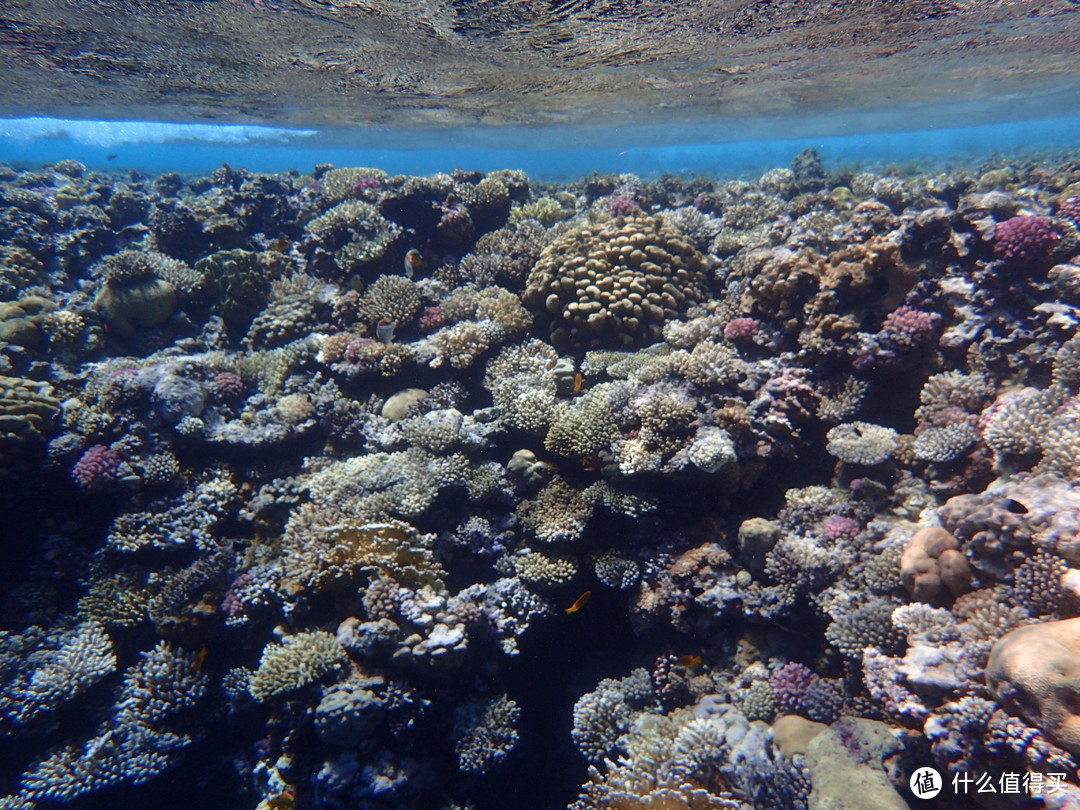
[281,508,444,594]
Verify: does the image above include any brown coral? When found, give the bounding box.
[900,527,972,603]
[522,216,708,352]
[359,274,421,329]
[281,504,444,594]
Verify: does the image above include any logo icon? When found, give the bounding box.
[910,766,943,799]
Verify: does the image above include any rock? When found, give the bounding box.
[95,277,177,336]
[381,387,428,421]
[772,715,828,757]
[804,718,911,810]
[987,617,1080,756]
[738,517,781,576]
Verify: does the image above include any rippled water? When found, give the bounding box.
[2,0,1079,136]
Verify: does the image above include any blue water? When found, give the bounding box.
[4,112,1080,178]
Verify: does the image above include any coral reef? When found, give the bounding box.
[6,152,1080,810]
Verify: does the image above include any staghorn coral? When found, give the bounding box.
[425,320,497,370]
[518,477,594,544]
[571,667,657,762]
[246,292,320,349]
[484,340,560,434]
[14,642,206,804]
[475,285,533,336]
[305,447,470,522]
[359,274,421,329]
[912,423,978,463]
[512,549,579,588]
[318,166,387,205]
[545,384,619,458]
[507,198,573,229]
[453,694,522,773]
[248,631,347,702]
[825,599,904,661]
[0,623,116,732]
[570,710,746,809]
[462,219,550,286]
[523,215,709,352]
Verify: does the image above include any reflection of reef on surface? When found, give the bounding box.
[2,151,1080,809]
[2,1,1079,130]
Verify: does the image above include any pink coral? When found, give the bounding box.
[993,215,1060,265]
[722,317,760,343]
[822,515,862,543]
[351,176,383,196]
[607,196,640,217]
[418,306,444,333]
[209,371,244,402]
[344,337,374,363]
[71,444,122,492]
[1056,197,1080,228]
[436,208,473,245]
[769,662,817,714]
[880,305,940,348]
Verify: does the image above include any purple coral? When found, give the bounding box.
[436,208,473,245]
[880,305,941,349]
[209,371,244,402]
[992,215,1060,266]
[723,317,761,343]
[418,306,444,333]
[71,444,122,492]
[607,196,640,217]
[769,662,817,715]
[1056,196,1080,228]
[822,515,862,543]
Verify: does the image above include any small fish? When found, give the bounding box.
[572,372,585,395]
[677,654,703,669]
[564,590,592,615]
[376,319,396,344]
[267,237,291,252]
[193,647,209,671]
[106,153,117,161]
[403,248,424,278]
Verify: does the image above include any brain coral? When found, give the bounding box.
[522,215,708,352]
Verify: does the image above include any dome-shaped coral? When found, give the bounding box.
[522,215,708,352]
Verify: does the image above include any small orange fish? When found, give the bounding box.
[193,647,209,671]
[677,654,703,669]
[564,590,592,615]
[572,372,585,395]
[403,248,424,278]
